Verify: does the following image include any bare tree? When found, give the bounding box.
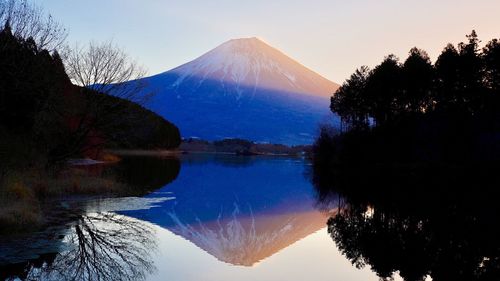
[0,0,67,52]
[65,41,149,104]
[50,41,154,161]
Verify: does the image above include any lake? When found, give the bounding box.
[0,154,401,281]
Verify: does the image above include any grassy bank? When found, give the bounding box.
[0,164,128,234]
[0,153,182,234]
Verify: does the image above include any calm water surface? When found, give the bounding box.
[0,154,402,281]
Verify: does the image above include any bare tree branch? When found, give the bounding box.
[48,41,156,161]
[65,41,150,104]
[0,0,67,52]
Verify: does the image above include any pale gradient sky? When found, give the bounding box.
[37,0,500,83]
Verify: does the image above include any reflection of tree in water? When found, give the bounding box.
[313,157,500,280]
[328,200,500,281]
[0,253,58,281]
[329,205,434,281]
[15,212,156,281]
[1,155,180,281]
[112,155,181,193]
[180,153,255,167]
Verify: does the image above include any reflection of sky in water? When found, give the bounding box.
[150,224,390,281]
[121,156,330,266]
[120,157,320,225]
[0,155,403,281]
[121,155,396,281]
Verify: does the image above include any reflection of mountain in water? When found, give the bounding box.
[167,207,328,266]
[121,155,332,266]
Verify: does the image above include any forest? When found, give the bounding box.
[331,31,500,129]
[315,31,500,184]
[313,32,500,281]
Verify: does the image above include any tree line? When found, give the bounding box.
[313,31,500,281]
[331,31,500,129]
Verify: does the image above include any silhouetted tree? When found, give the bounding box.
[456,30,485,111]
[365,55,402,124]
[331,31,500,128]
[317,30,500,281]
[483,39,500,93]
[0,23,69,167]
[434,31,485,113]
[401,48,435,113]
[435,43,461,110]
[331,66,371,129]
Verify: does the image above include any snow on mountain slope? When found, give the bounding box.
[167,37,338,98]
[125,37,340,145]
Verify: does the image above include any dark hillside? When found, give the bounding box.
[0,24,180,168]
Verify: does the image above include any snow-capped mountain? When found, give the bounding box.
[169,37,337,98]
[129,37,340,144]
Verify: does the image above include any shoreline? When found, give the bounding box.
[106,149,307,158]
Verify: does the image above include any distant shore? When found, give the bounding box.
[178,138,312,156]
[106,138,312,159]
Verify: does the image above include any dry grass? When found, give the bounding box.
[0,166,128,233]
[99,152,121,163]
[0,173,43,233]
[0,201,43,233]
[27,169,126,197]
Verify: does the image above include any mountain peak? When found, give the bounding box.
[167,38,339,98]
[229,36,262,42]
[216,36,270,54]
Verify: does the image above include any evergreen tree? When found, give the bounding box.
[457,30,485,111]
[364,55,402,124]
[435,44,460,110]
[402,48,435,113]
[330,31,498,127]
[331,66,371,129]
[483,39,500,93]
